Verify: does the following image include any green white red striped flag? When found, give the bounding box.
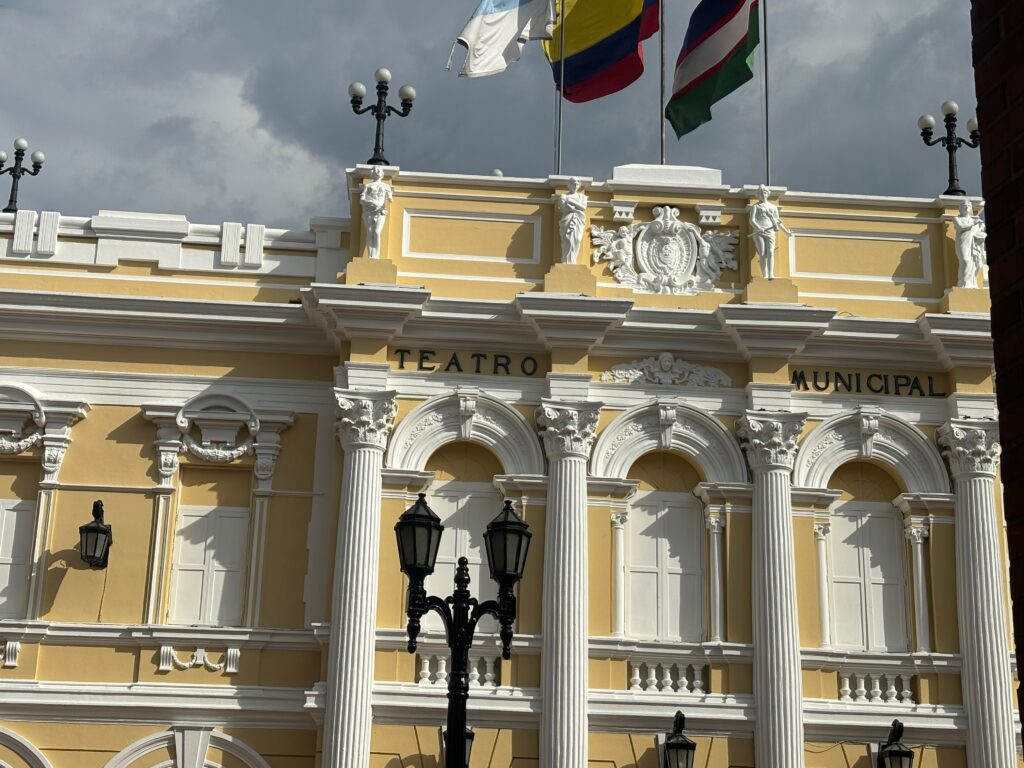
[665,0,760,138]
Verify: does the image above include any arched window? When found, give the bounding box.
[827,462,909,652]
[421,442,504,633]
[625,452,705,642]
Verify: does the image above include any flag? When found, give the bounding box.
[543,0,660,103]
[666,0,760,137]
[453,0,555,77]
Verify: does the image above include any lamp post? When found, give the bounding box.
[917,100,980,196]
[877,719,914,768]
[0,138,45,214]
[661,711,697,768]
[348,68,416,166]
[395,494,531,768]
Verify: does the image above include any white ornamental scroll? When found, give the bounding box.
[591,206,738,295]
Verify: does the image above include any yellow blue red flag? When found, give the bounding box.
[543,0,660,103]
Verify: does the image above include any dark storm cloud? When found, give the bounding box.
[0,0,980,228]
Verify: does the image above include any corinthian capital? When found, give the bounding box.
[335,390,398,449]
[537,400,602,460]
[737,411,807,472]
[938,419,1001,478]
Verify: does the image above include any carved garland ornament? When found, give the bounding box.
[601,352,732,387]
[591,206,738,295]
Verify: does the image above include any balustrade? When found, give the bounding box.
[837,669,916,705]
[415,653,502,688]
[626,660,709,695]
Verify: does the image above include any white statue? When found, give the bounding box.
[360,166,393,259]
[952,199,987,289]
[601,351,732,387]
[748,185,791,280]
[557,177,588,265]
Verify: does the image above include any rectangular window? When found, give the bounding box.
[168,505,250,626]
[626,491,704,642]
[0,499,36,619]
[830,502,908,652]
[422,481,501,633]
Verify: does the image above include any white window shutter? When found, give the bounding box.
[0,500,37,619]
[169,506,250,626]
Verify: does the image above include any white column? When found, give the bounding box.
[610,512,627,638]
[537,400,601,768]
[938,419,1016,768]
[903,522,931,654]
[738,411,806,768]
[706,511,726,643]
[322,390,397,768]
[812,523,831,650]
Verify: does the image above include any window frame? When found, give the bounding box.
[0,497,37,621]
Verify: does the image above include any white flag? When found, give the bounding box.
[453,0,554,77]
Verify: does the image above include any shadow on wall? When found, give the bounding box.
[40,546,90,617]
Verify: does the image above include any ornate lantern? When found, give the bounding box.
[662,711,697,768]
[878,720,913,768]
[79,500,113,569]
[483,500,532,589]
[394,493,444,582]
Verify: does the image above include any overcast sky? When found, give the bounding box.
[1,0,980,229]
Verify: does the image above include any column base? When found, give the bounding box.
[744,277,800,303]
[939,286,989,314]
[544,263,597,295]
[345,257,398,285]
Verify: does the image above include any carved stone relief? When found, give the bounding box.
[591,206,738,295]
[601,352,732,387]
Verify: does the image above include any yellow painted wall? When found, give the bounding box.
[370,724,538,768]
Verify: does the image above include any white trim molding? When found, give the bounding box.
[591,398,747,482]
[0,727,53,768]
[794,407,949,493]
[401,209,542,264]
[788,228,933,284]
[386,389,545,475]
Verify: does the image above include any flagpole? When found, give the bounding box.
[556,0,566,174]
[659,0,667,163]
[761,0,771,185]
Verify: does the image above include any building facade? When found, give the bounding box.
[0,163,1016,767]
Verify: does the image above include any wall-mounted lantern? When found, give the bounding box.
[662,711,697,768]
[878,719,913,768]
[79,500,113,568]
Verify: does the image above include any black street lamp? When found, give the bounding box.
[79,500,113,569]
[396,494,531,768]
[661,711,697,768]
[0,138,45,214]
[917,100,980,196]
[877,719,914,768]
[348,68,416,166]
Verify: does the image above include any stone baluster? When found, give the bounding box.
[322,390,397,768]
[813,522,832,649]
[537,400,601,768]
[938,420,1017,768]
[738,411,807,768]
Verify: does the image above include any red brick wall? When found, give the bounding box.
[972,0,1024,709]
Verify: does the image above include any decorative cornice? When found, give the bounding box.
[937,418,1000,478]
[0,383,88,484]
[737,411,807,471]
[536,400,602,460]
[334,389,397,449]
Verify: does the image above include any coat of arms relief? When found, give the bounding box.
[591,206,738,295]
